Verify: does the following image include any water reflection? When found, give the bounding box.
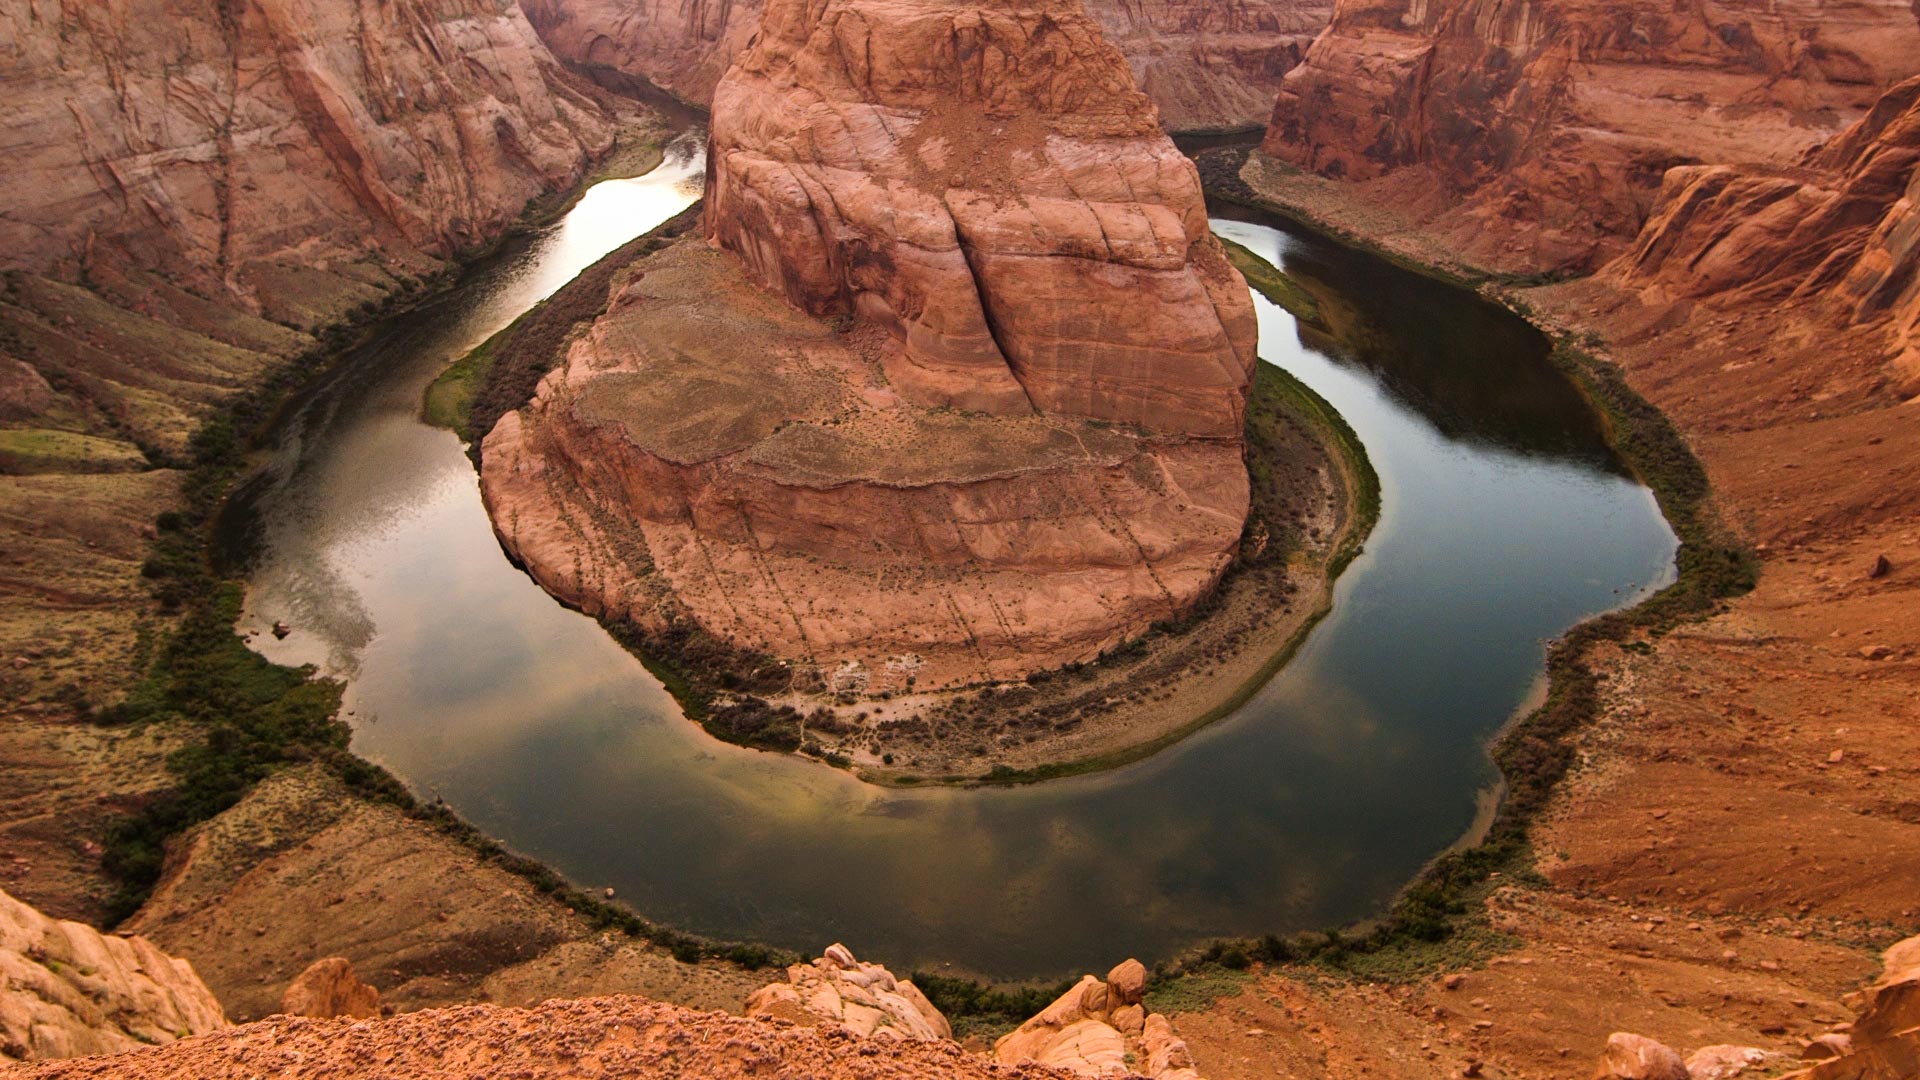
[1212,205,1621,469]
[227,145,1676,979]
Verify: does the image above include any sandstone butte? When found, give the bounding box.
[1260,0,1920,274]
[522,0,1331,131]
[480,0,1261,691]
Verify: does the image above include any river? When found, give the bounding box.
[219,131,1676,979]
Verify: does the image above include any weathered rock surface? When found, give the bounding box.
[746,943,949,1040]
[1609,75,1920,391]
[3,0,614,317]
[1781,934,1920,1080]
[994,959,1200,1080]
[485,0,1258,691]
[0,996,1086,1080]
[1262,0,1920,274]
[1591,1032,1689,1080]
[704,0,1257,433]
[0,887,225,1063]
[0,0,627,793]
[525,0,1330,130]
[279,957,379,1021]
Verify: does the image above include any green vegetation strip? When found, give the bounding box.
[1141,172,1759,996]
[1218,236,1323,329]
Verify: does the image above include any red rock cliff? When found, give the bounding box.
[525,0,1328,130]
[2,0,614,326]
[1261,0,1920,273]
[704,0,1257,435]
[1608,74,1920,389]
[482,0,1259,693]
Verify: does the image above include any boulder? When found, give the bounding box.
[994,960,1202,1079]
[1592,1032,1690,1080]
[280,957,380,1020]
[1685,1044,1770,1079]
[1107,959,1148,1006]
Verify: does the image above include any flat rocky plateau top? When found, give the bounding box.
[568,240,1148,486]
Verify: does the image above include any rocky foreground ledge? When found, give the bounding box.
[8,886,1917,1080]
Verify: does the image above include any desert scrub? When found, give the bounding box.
[911,973,1079,1040]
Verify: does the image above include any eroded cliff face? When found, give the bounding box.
[1,887,225,1063]
[704,0,1256,433]
[483,0,1258,694]
[525,0,1328,130]
[1609,75,1920,389]
[1261,0,1920,273]
[3,0,614,324]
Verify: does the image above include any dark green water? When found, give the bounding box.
[223,138,1676,980]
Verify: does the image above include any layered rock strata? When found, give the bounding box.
[0,887,225,1063]
[523,0,1330,130]
[3,0,614,317]
[484,0,1257,691]
[1608,75,1920,389]
[1260,0,1920,273]
[0,0,622,781]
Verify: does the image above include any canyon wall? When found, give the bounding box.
[484,0,1259,693]
[0,0,621,918]
[1260,0,1920,273]
[1609,75,1920,388]
[3,0,614,329]
[524,0,1329,130]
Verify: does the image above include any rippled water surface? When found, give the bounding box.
[224,137,1677,979]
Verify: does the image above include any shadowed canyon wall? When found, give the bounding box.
[523,0,1331,130]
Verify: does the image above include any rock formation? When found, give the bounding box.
[1260,0,1920,273]
[746,944,949,1041]
[483,0,1258,691]
[3,0,614,322]
[1608,75,1920,390]
[994,959,1201,1080]
[1781,934,1920,1080]
[0,0,623,728]
[524,0,1329,130]
[280,957,380,1021]
[0,887,225,1063]
[1590,1033,1690,1080]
